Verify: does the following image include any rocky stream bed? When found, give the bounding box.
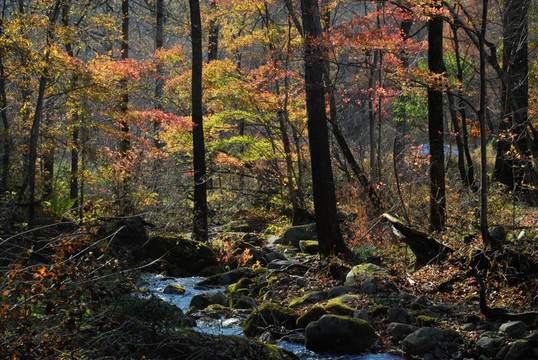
[123,221,538,360]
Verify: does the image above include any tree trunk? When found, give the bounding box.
[208,0,218,62]
[427,11,446,232]
[300,0,346,257]
[190,0,208,243]
[62,3,79,208]
[0,48,9,193]
[27,0,61,227]
[153,0,164,149]
[120,0,131,213]
[478,0,490,246]
[493,0,538,202]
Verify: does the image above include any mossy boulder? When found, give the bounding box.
[323,295,359,316]
[416,314,438,327]
[163,284,186,295]
[156,331,300,360]
[289,291,329,307]
[143,236,218,277]
[344,263,390,287]
[112,294,189,331]
[299,240,319,254]
[243,302,300,337]
[296,306,328,328]
[189,291,227,311]
[368,304,390,317]
[305,315,377,354]
[283,223,317,248]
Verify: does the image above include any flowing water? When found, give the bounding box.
[140,274,403,360]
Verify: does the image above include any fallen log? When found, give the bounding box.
[382,213,453,267]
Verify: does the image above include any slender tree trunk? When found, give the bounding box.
[452,23,476,189]
[27,1,61,227]
[427,9,446,232]
[300,0,346,256]
[120,0,131,213]
[62,3,79,208]
[478,0,490,246]
[0,49,9,192]
[153,0,164,149]
[208,0,218,62]
[190,0,208,242]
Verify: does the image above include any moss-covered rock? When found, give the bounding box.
[163,284,186,295]
[289,291,329,307]
[143,236,218,277]
[345,263,390,287]
[243,302,300,337]
[322,295,359,316]
[156,331,300,359]
[296,306,328,328]
[112,294,189,331]
[305,315,377,354]
[416,315,438,327]
[299,240,319,254]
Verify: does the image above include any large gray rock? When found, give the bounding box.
[344,263,389,287]
[189,291,227,310]
[305,315,377,354]
[402,327,444,356]
[504,340,533,360]
[387,322,417,340]
[283,224,317,248]
[498,320,527,338]
[476,336,500,357]
[387,308,412,324]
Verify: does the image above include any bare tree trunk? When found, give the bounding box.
[119,0,131,213]
[493,0,537,202]
[300,0,346,256]
[62,3,79,210]
[478,0,490,246]
[153,0,164,149]
[190,0,208,242]
[27,1,61,227]
[427,9,446,232]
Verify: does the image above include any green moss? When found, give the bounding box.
[323,295,358,316]
[415,315,438,327]
[297,306,328,328]
[289,291,329,307]
[368,304,389,317]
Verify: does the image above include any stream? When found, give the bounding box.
[140,274,403,360]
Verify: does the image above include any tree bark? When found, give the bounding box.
[493,0,538,202]
[120,0,131,213]
[208,0,218,62]
[190,0,208,242]
[427,10,446,232]
[300,0,346,256]
[153,0,164,149]
[478,0,490,246]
